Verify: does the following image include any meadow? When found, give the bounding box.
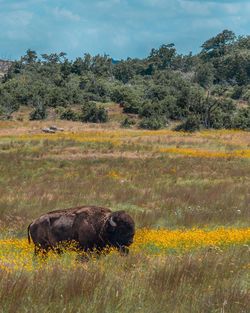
[0,120,249,312]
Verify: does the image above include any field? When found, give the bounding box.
[0,120,250,313]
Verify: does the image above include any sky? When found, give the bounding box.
[0,0,249,60]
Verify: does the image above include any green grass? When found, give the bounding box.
[0,123,249,312]
[0,147,249,231]
[0,247,249,313]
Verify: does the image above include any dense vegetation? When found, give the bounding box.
[0,29,249,130]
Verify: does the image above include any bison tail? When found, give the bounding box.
[27,223,32,244]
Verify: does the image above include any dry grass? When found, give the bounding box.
[0,121,249,312]
[1,228,249,272]
[0,247,249,313]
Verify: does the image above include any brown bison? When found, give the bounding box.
[28,206,135,256]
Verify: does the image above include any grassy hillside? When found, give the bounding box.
[1,30,249,130]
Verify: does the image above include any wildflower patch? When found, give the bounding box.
[0,228,249,272]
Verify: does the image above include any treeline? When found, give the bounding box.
[0,29,249,130]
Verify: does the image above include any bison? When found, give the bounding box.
[28,206,135,257]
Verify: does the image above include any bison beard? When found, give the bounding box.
[27,206,135,258]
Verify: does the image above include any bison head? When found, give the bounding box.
[105,210,135,252]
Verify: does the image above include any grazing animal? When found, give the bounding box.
[28,206,135,256]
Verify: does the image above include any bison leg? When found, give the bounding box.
[34,245,50,258]
[76,253,90,263]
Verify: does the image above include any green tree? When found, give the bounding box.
[21,49,38,64]
[201,29,236,59]
[80,102,108,123]
[194,62,214,88]
[139,116,167,130]
[29,98,47,120]
[148,43,177,70]
[233,107,250,130]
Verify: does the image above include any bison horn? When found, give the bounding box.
[109,216,117,227]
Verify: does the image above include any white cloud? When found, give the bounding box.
[192,17,223,29]
[96,0,122,9]
[222,3,241,14]
[178,0,213,15]
[0,0,249,60]
[53,7,80,22]
[0,10,33,28]
[179,0,250,16]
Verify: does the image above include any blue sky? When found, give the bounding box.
[0,0,249,60]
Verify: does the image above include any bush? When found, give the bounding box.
[60,108,79,121]
[111,86,141,114]
[207,99,236,129]
[139,116,166,130]
[233,108,250,130]
[175,115,201,132]
[0,91,19,114]
[231,86,243,100]
[210,85,227,97]
[121,117,136,128]
[80,102,108,123]
[242,88,250,104]
[0,105,12,120]
[29,101,47,120]
[0,106,4,118]
[139,101,164,118]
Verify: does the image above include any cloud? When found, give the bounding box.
[178,0,212,15]
[95,0,122,9]
[0,10,33,29]
[0,0,249,60]
[192,17,223,29]
[53,7,80,21]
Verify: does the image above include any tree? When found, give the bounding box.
[80,102,108,123]
[233,107,250,130]
[194,62,214,88]
[111,85,142,114]
[201,30,236,59]
[113,59,135,83]
[60,108,79,121]
[139,116,167,130]
[175,115,201,132]
[29,98,47,120]
[148,43,177,70]
[21,49,38,64]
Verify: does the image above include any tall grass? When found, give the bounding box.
[0,247,249,313]
[0,151,249,230]
[0,123,249,312]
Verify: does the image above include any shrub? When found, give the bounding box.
[139,101,164,118]
[29,100,47,120]
[80,102,108,123]
[60,108,79,121]
[175,115,201,132]
[111,86,141,114]
[0,105,12,120]
[139,116,166,130]
[121,117,136,128]
[233,107,250,130]
[231,86,243,100]
[242,88,250,104]
[0,91,19,114]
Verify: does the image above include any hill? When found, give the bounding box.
[0,30,249,130]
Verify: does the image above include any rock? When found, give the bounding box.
[49,125,58,131]
[49,126,64,132]
[42,128,55,133]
